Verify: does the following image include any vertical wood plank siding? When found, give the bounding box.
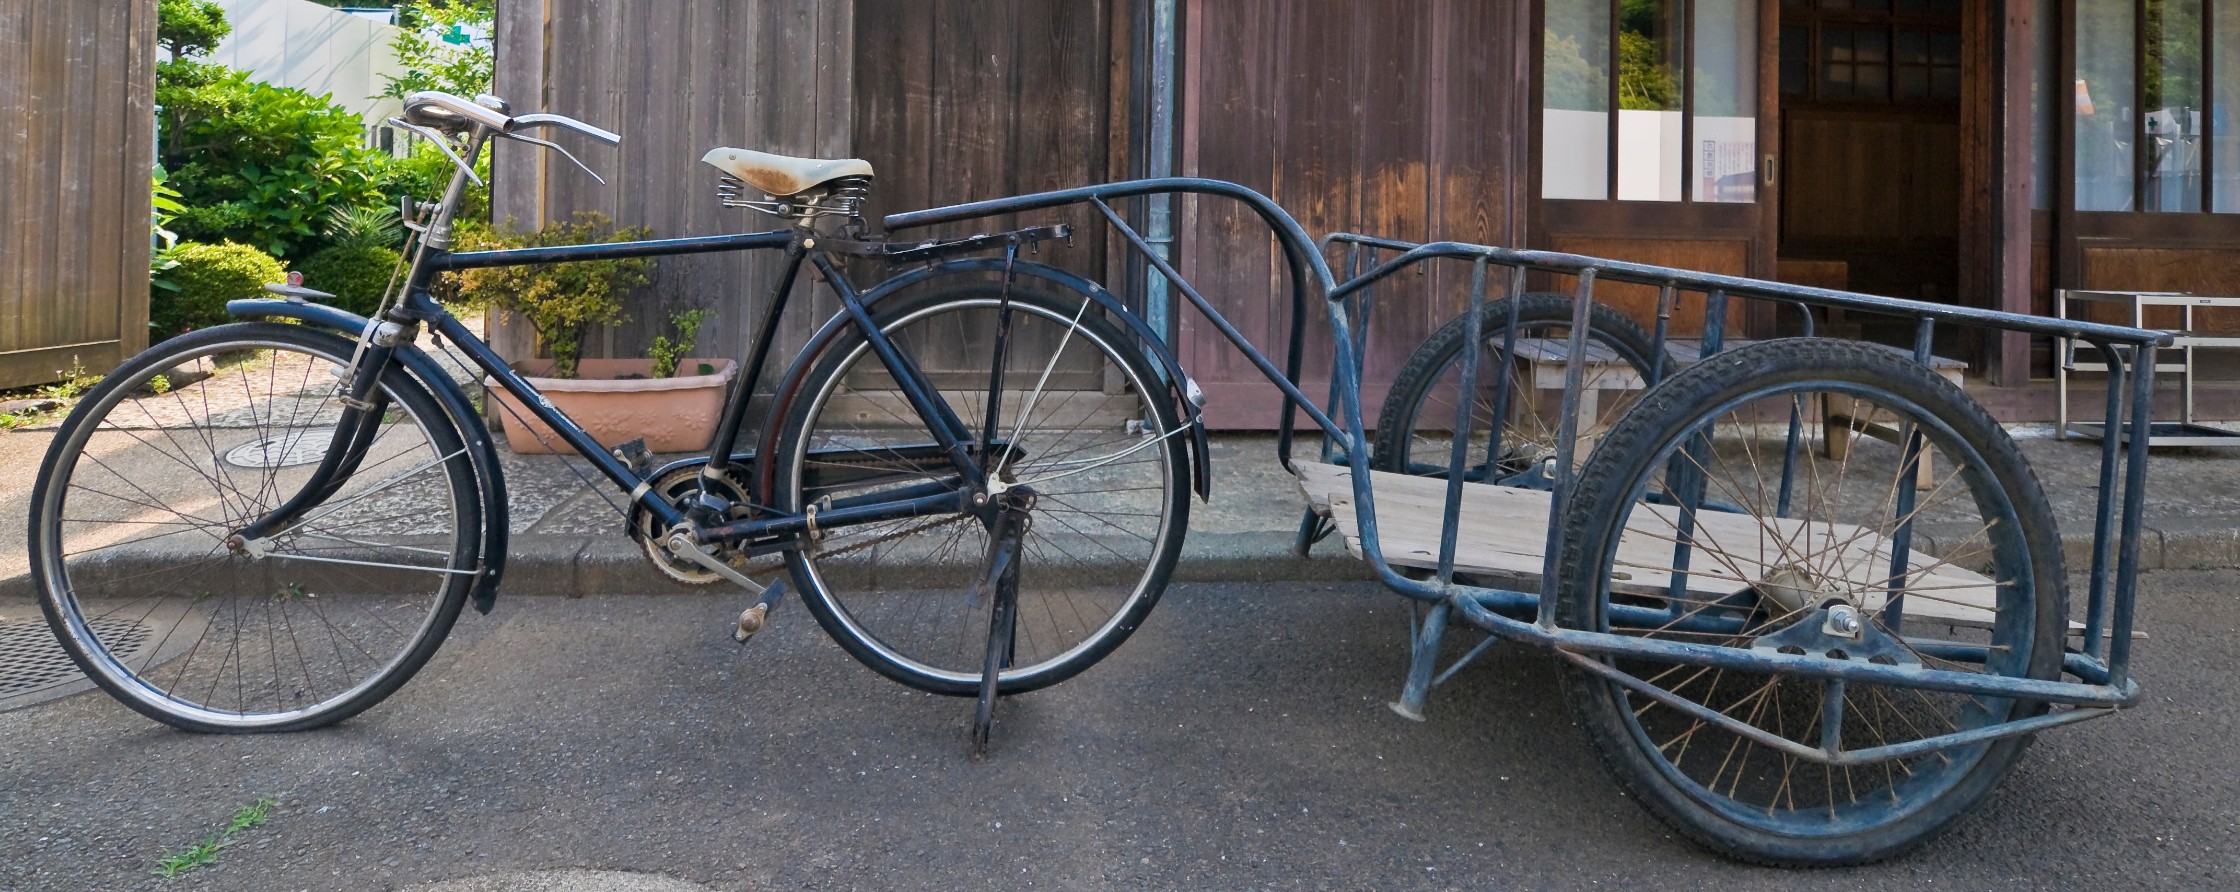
[0,0,155,388]
[1178,1,1529,428]
[491,0,855,382]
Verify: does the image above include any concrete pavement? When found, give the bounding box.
[3,573,2237,889]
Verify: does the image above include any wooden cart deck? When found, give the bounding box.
[1295,463,2052,632]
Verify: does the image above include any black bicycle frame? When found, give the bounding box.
[370,222,998,546]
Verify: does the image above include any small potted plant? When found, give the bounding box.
[458,212,735,454]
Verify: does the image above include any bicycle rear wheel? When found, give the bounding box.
[771,283,1189,696]
[29,323,479,732]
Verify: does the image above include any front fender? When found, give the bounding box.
[764,260,1212,500]
[226,298,513,614]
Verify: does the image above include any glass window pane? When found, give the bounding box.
[1782,25,1810,94]
[2147,0,2205,212]
[1855,28,1890,64]
[1543,0,1612,200]
[1930,65,1959,100]
[2076,0,2137,211]
[2214,0,2240,210]
[1694,0,1757,202]
[1897,67,1930,99]
[1618,0,1686,201]
[1897,30,1929,65]
[2033,0,2055,209]
[1931,30,1961,65]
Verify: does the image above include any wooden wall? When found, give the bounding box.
[1,0,155,389]
[490,0,854,373]
[492,0,1126,401]
[853,0,1122,282]
[1177,1,1530,428]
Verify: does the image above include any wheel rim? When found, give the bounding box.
[786,295,1181,687]
[1391,319,1655,480]
[37,333,469,728]
[1586,381,2040,837]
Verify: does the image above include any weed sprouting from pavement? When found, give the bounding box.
[151,796,276,879]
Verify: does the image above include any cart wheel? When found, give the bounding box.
[1555,338,2065,866]
[1374,293,1663,480]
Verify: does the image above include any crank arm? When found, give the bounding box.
[664,528,767,595]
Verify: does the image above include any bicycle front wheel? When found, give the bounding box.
[29,322,480,732]
[771,283,1190,696]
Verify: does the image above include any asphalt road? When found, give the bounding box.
[4,573,2236,890]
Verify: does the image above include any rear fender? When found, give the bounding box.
[769,259,1211,500]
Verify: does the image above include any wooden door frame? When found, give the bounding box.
[1524,0,1783,335]
[1960,0,2037,386]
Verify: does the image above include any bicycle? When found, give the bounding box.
[31,92,1195,751]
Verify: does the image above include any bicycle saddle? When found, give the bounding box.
[701,147,874,197]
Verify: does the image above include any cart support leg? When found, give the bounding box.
[1391,601,1450,721]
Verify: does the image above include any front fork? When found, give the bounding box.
[228,338,403,549]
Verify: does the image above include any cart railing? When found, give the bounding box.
[888,177,2169,762]
[1310,232,2167,724]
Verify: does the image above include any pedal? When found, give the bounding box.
[612,438,651,477]
[732,579,788,644]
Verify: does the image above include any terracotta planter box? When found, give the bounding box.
[488,358,736,455]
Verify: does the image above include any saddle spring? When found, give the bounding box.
[717,174,872,221]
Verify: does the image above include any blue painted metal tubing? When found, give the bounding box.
[1452,593,2139,708]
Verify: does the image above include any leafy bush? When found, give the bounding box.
[649,308,714,378]
[381,0,496,100]
[456,213,654,379]
[292,245,401,317]
[324,204,404,251]
[157,0,229,61]
[153,241,286,338]
[157,64,391,259]
[379,138,491,221]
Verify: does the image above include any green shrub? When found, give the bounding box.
[157,63,391,259]
[649,308,713,378]
[153,241,286,338]
[457,213,654,379]
[381,0,496,100]
[291,244,401,316]
[158,0,229,61]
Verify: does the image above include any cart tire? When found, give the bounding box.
[1374,293,1663,478]
[1555,337,2065,866]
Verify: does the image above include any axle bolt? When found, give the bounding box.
[1824,604,1864,638]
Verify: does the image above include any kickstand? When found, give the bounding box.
[970,493,1031,760]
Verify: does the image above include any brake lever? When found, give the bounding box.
[386,117,483,186]
[497,130,607,186]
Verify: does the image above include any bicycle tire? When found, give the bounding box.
[1373,293,1662,478]
[30,322,480,732]
[770,282,1190,696]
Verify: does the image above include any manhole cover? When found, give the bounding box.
[0,617,148,708]
[224,427,336,468]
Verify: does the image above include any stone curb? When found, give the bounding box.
[12,521,2226,604]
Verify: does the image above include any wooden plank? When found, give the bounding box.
[1293,463,2023,631]
[0,0,150,387]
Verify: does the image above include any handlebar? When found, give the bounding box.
[401,91,620,146]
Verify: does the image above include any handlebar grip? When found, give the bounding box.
[511,113,622,146]
[402,90,512,133]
